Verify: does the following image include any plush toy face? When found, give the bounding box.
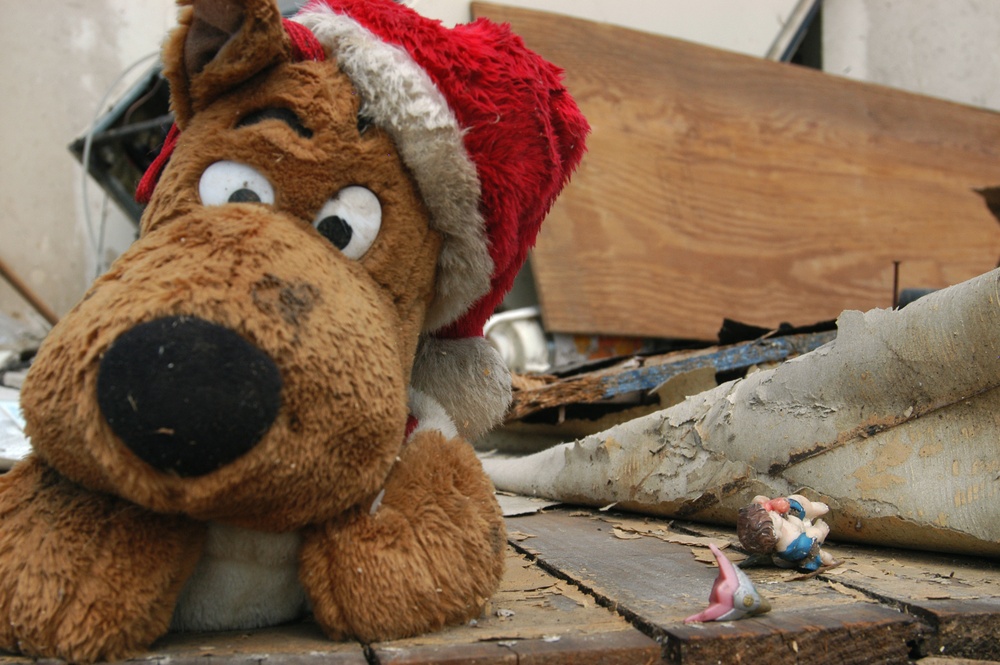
[0,2,590,659]
[21,24,441,531]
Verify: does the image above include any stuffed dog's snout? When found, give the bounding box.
[96,316,282,477]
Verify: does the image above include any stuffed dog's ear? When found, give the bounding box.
[164,0,291,127]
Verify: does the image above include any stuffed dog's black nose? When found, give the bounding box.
[96,316,281,477]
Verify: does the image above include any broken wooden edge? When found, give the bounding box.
[600,331,836,399]
[507,330,836,422]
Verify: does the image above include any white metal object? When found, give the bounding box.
[484,307,550,374]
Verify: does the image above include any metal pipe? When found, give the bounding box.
[0,256,59,326]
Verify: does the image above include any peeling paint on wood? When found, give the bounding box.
[484,269,1000,556]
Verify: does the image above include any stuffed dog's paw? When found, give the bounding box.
[0,457,205,663]
[299,430,505,642]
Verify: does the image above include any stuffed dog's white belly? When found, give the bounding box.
[171,522,307,631]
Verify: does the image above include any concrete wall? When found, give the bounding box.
[0,0,176,335]
[413,0,802,56]
[823,0,1000,111]
[2,0,998,337]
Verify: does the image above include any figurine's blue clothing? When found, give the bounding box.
[776,532,822,570]
[786,498,806,519]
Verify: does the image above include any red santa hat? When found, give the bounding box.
[140,0,589,440]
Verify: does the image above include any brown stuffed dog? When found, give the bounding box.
[0,0,587,661]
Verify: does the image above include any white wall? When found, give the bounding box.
[824,0,1000,112]
[0,0,176,336]
[411,0,803,57]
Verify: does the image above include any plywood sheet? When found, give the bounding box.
[472,3,1000,340]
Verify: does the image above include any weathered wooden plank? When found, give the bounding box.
[509,632,661,665]
[133,623,367,665]
[377,632,660,665]
[914,599,1000,661]
[918,659,1000,665]
[603,332,833,397]
[508,508,922,664]
[372,545,661,665]
[666,604,918,665]
[375,641,518,665]
[507,331,833,421]
[472,3,1000,341]
[657,517,1000,660]
[805,541,1000,660]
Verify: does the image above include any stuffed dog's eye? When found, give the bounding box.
[199,161,275,206]
[313,186,382,259]
[357,114,374,136]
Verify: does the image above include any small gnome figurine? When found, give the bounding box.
[737,495,838,572]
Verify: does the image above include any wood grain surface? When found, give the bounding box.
[472,3,1000,340]
[616,512,1000,662]
[509,509,922,664]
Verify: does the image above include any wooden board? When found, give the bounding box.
[505,331,832,421]
[813,542,1000,660]
[472,3,1000,340]
[615,512,1000,662]
[375,631,659,665]
[509,508,922,664]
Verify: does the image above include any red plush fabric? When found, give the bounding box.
[304,0,590,338]
[282,18,327,63]
[135,123,179,205]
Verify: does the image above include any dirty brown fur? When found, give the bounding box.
[0,1,508,661]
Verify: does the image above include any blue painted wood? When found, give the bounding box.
[600,332,836,399]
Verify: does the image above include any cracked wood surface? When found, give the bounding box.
[509,508,923,665]
[604,511,1000,662]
